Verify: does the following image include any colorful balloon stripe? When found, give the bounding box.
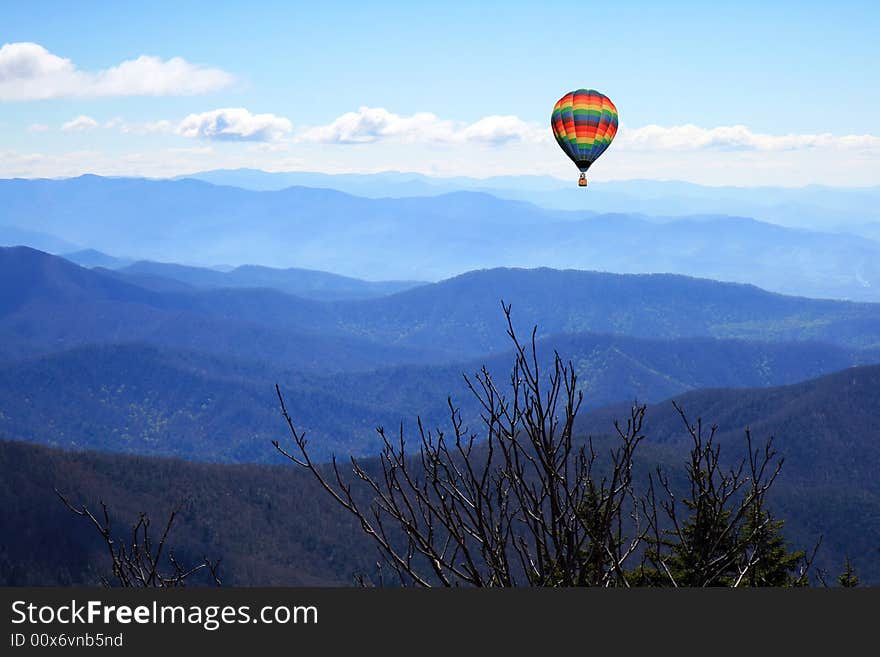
[551,89,618,172]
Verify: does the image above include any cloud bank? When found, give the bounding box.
[0,42,234,101]
[297,108,880,154]
[8,101,879,185]
[618,124,880,152]
[298,107,547,145]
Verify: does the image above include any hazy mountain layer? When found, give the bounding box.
[3,176,880,300]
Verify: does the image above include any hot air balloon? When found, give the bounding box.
[551,89,618,187]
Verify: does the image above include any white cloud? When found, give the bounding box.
[102,116,175,134]
[86,55,233,97]
[100,110,289,141]
[120,119,175,135]
[26,123,49,132]
[298,107,547,145]
[61,115,99,132]
[177,107,292,142]
[0,42,234,101]
[459,115,547,145]
[619,123,880,152]
[298,107,452,144]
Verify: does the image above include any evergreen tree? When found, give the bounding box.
[661,498,738,586]
[739,509,806,587]
[838,556,860,588]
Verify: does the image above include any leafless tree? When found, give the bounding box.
[274,303,647,586]
[639,403,818,586]
[55,490,221,587]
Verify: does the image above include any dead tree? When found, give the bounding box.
[274,303,647,586]
[56,490,221,587]
[639,403,817,587]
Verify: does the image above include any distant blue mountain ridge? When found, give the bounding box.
[1,174,879,301]
[179,168,880,231]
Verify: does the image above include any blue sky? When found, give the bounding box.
[2,0,878,184]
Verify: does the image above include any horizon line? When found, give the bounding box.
[2,169,879,191]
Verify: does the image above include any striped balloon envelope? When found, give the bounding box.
[551,89,618,185]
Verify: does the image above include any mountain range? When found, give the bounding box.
[180,168,880,232]
[3,175,880,300]
[3,364,878,586]
[3,246,880,462]
[5,246,880,365]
